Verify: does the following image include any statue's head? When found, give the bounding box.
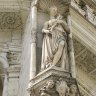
[47,80,55,89]
[49,6,58,17]
[70,84,77,93]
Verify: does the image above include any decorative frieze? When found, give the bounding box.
[28,67,80,96]
[71,0,96,26]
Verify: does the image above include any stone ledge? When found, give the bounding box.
[30,66,71,86]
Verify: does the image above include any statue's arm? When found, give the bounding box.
[59,20,70,34]
[42,22,50,34]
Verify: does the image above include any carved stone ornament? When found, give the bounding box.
[28,67,80,96]
[56,79,69,96]
[0,12,22,29]
[68,84,78,96]
[40,80,59,96]
[38,0,70,15]
[39,79,79,96]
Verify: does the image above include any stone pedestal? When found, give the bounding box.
[28,67,80,96]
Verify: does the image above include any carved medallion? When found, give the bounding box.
[0,12,22,29]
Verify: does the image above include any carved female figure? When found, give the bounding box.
[41,6,70,70]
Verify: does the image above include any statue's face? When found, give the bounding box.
[47,80,55,88]
[50,7,58,17]
[70,85,77,93]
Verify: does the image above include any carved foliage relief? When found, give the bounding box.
[39,79,79,96]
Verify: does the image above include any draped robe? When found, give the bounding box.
[41,19,69,70]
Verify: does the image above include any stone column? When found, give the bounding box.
[2,74,8,96]
[67,14,76,78]
[30,1,37,80]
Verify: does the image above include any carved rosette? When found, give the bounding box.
[0,12,22,29]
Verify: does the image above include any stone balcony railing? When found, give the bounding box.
[71,0,96,26]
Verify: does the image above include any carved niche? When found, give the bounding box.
[36,0,71,71]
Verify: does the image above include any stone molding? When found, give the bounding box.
[7,67,20,73]
[71,0,96,26]
[29,67,71,87]
[70,7,96,56]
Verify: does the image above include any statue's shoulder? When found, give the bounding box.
[44,21,49,25]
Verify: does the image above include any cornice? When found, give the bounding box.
[7,67,21,73]
[0,0,31,12]
[70,2,96,27]
[70,7,96,56]
[82,0,96,12]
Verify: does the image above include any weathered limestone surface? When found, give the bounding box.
[28,67,80,96]
[0,0,96,96]
[76,66,96,96]
[70,7,96,55]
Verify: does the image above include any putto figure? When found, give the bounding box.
[41,6,70,70]
[40,80,59,96]
[68,84,78,96]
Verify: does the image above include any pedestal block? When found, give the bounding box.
[28,67,80,96]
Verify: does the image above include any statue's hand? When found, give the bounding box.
[42,29,50,34]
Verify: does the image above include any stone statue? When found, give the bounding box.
[56,79,69,96]
[40,80,59,96]
[68,84,78,96]
[41,6,70,70]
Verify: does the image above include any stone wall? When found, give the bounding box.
[0,12,22,96]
